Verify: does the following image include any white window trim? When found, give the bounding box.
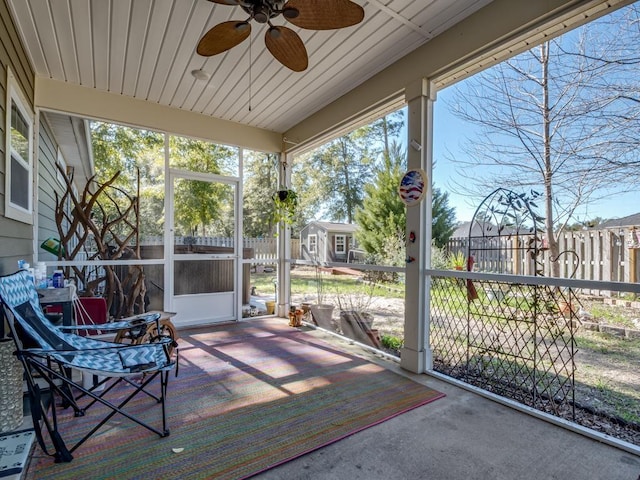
[5,67,34,224]
[308,234,317,254]
[335,234,346,254]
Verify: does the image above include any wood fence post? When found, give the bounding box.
[513,236,520,275]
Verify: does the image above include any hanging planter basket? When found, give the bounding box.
[276,190,290,202]
[272,188,298,225]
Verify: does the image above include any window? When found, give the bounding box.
[308,234,317,254]
[335,235,346,254]
[5,67,33,224]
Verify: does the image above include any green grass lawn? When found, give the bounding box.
[250,267,404,300]
[574,331,640,424]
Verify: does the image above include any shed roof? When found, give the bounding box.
[307,222,358,233]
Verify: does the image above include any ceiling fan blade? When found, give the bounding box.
[284,0,364,30]
[264,26,308,72]
[197,21,251,56]
[206,0,239,5]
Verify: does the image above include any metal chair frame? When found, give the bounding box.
[0,270,176,463]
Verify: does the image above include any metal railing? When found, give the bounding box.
[428,269,640,446]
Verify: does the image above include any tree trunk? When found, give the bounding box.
[340,140,353,224]
[541,42,560,277]
[382,116,389,160]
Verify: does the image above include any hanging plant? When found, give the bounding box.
[272,187,298,225]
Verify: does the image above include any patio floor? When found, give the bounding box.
[251,320,640,480]
[12,318,640,480]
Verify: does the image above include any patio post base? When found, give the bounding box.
[400,346,431,374]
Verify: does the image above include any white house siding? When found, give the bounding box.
[0,0,35,274]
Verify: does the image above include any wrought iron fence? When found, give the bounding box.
[429,270,640,439]
[430,270,579,419]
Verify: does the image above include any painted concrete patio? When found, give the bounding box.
[255,324,640,480]
[11,318,640,480]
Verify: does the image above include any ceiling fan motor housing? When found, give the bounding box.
[240,1,290,23]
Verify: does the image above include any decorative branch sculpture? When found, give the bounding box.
[54,165,146,318]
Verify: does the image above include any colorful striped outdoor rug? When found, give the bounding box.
[25,319,444,479]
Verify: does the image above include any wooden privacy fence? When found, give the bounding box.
[141,236,301,260]
[446,227,640,283]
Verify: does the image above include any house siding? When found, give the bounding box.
[0,0,35,274]
[37,119,64,261]
[300,223,324,261]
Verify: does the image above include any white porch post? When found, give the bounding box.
[401,78,436,374]
[276,152,291,317]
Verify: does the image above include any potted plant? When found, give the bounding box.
[335,284,375,329]
[336,284,382,349]
[449,250,466,270]
[272,187,298,225]
[309,258,335,331]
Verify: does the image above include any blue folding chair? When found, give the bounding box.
[0,270,176,463]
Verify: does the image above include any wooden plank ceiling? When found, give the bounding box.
[7,0,492,134]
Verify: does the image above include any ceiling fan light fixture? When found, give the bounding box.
[201,0,365,71]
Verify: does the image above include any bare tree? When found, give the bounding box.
[447,5,640,276]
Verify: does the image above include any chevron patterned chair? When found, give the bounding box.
[0,270,176,463]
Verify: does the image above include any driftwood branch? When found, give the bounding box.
[53,165,145,318]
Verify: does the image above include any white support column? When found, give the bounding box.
[163,134,173,313]
[401,78,436,374]
[276,153,292,317]
[236,147,245,321]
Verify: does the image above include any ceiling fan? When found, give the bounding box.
[197,0,365,72]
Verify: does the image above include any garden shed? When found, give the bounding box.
[299,222,358,264]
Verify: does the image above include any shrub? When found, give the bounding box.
[381,334,404,352]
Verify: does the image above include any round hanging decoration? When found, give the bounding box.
[398,169,427,206]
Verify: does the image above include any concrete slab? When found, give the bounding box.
[255,329,640,480]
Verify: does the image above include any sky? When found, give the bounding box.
[430,89,639,225]
[424,2,640,226]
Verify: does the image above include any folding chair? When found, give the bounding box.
[0,270,176,463]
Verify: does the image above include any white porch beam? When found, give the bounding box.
[34,77,282,153]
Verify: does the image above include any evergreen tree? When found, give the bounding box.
[355,142,406,256]
[368,110,405,159]
[294,111,406,225]
[242,152,279,237]
[307,129,374,223]
[431,188,456,248]
[355,142,457,260]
